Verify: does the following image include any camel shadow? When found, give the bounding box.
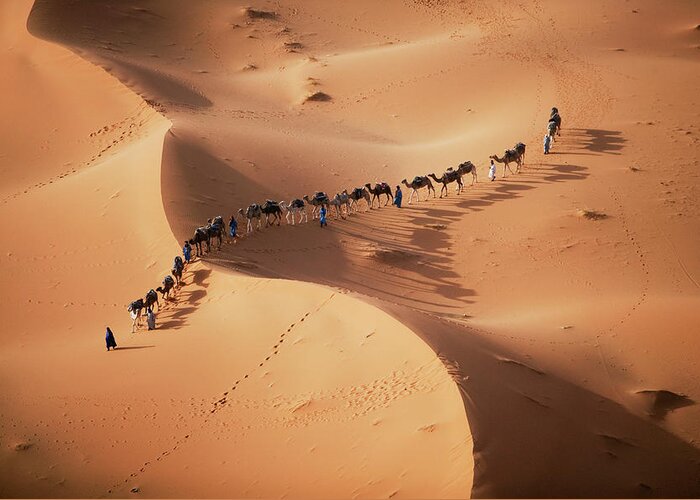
[210,158,589,315]
[566,128,626,155]
[155,268,211,331]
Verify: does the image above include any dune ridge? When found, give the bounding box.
[2,0,700,498]
[1,1,473,498]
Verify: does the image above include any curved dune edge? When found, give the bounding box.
[0,1,474,498]
[7,0,700,498]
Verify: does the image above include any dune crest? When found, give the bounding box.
[2,0,700,497]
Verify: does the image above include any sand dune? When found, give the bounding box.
[2,0,700,497]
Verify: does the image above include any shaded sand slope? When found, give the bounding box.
[1,1,472,498]
[13,0,700,497]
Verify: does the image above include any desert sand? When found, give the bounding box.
[1,0,699,497]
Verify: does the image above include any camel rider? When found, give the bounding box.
[394,185,403,208]
[183,240,192,264]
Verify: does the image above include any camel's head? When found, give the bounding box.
[303,195,310,201]
[364,183,371,189]
[489,155,497,160]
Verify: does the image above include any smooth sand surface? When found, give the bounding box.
[1,0,699,497]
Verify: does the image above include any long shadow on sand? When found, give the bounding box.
[114,345,155,351]
[385,302,700,499]
[207,156,589,316]
[566,128,627,155]
[156,268,211,330]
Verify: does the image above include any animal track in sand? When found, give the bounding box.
[110,295,335,494]
[1,106,151,206]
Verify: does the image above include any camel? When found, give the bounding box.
[279,199,307,225]
[261,200,282,226]
[550,108,561,136]
[547,120,557,142]
[429,169,464,197]
[365,182,392,208]
[189,227,210,256]
[347,187,371,213]
[329,192,350,219]
[144,289,160,313]
[206,217,225,250]
[490,148,523,177]
[238,204,263,234]
[457,160,478,186]
[157,275,176,300]
[172,256,184,286]
[402,176,435,204]
[128,298,144,332]
[303,192,330,219]
[513,143,526,166]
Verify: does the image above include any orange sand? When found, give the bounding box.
[1,0,699,497]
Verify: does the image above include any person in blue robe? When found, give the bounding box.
[319,205,327,227]
[394,185,403,208]
[105,327,117,351]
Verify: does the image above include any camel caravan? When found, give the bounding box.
[126,108,562,331]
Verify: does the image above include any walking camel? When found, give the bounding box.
[490,147,524,177]
[279,199,308,225]
[347,187,371,213]
[457,160,478,186]
[513,143,526,165]
[144,289,160,312]
[550,108,562,137]
[206,217,225,250]
[303,192,330,219]
[401,176,435,204]
[190,227,210,257]
[365,182,393,208]
[128,298,144,332]
[238,204,263,234]
[329,191,351,219]
[172,256,184,286]
[156,275,175,300]
[429,169,464,197]
[261,200,282,226]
